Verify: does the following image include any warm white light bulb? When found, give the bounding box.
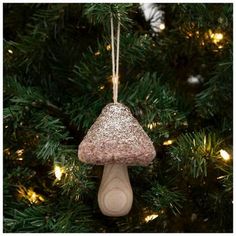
[210,31,224,44]
[16,149,24,156]
[159,23,165,30]
[163,140,174,146]
[55,165,63,180]
[8,49,13,54]
[147,122,158,130]
[220,149,230,161]
[214,33,223,41]
[147,123,153,130]
[99,85,105,90]
[106,44,111,51]
[145,214,159,223]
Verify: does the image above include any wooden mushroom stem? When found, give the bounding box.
[98,164,133,217]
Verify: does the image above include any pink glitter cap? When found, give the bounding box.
[78,103,156,166]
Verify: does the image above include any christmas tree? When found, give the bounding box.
[3,3,233,233]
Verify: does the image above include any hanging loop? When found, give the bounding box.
[110,13,121,103]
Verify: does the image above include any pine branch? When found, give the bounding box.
[195,52,232,120]
[120,72,187,143]
[142,182,185,216]
[83,3,134,31]
[168,130,224,178]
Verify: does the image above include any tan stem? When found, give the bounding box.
[98,164,133,217]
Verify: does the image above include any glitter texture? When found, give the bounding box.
[78,103,156,166]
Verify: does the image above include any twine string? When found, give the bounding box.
[110,13,120,103]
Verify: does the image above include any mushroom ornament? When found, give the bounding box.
[78,102,156,217]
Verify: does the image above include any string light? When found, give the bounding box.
[145,214,159,223]
[106,44,111,51]
[147,122,158,130]
[186,32,193,38]
[159,23,165,30]
[4,148,11,156]
[196,31,200,38]
[99,85,105,90]
[54,165,64,180]
[28,189,38,203]
[186,29,224,49]
[17,186,44,204]
[219,149,230,161]
[95,51,100,56]
[217,175,225,180]
[163,139,174,146]
[8,49,13,54]
[16,150,24,160]
[207,30,224,48]
[147,123,154,130]
[211,32,223,44]
[16,149,24,156]
[29,191,44,204]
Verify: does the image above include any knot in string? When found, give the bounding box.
[110,13,120,103]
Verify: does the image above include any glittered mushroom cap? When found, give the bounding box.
[78,103,156,166]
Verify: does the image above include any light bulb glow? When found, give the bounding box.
[186,32,193,38]
[4,148,11,155]
[217,175,225,180]
[54,165,64,180]
[28,189,37,203]
[106,44,111,51]
[214,33,223,41]
[163,140,174,146]
[8,49,13,54]
[17,186,44,204]
[145,214,159,223]
[99,85,105,90]
[220,149,230,161]
[16,149,24,156]
[147,122,158,130]
[209,30,224,44]
[159,23,165,30]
